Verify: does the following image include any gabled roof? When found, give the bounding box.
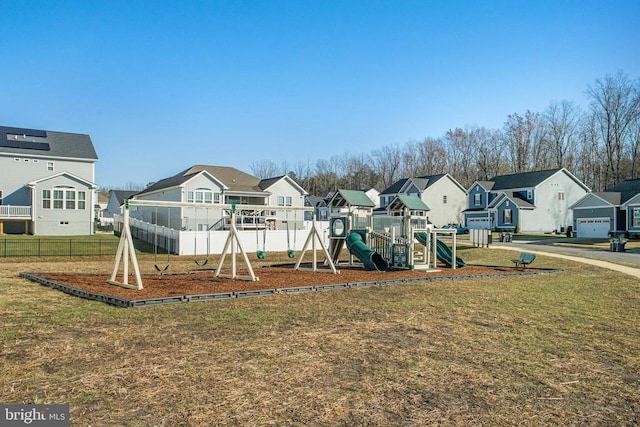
[380,178,409,195]
[489,168,563,190]
[604,178,640,204]
[381,173,465,195]
[328,189,375,208]
[27,171,98,188]
[259,175,308,195]
[470,181,495,191]
[112,190,138,205]
[0,125,98,160]
[306,195,327,208]
[489,192,534,209]
[387,194,430,211]
[138,165,263,196]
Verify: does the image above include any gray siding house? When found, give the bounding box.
[464,168,589,232]
[571,178,640,238]
[0,125,98,235]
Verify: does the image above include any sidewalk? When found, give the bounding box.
[490,241,640,279]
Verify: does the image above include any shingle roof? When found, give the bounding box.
[112,190,138,204]
[0,125,98,160]
[138,165,263,195]
[380,174,449,195]
[489,168,562,190]
[604,179,640,204]
[380,178,409,195]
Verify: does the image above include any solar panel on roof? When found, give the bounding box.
[0,126,47,138]
[0,140,51,150]
[0,126,51,151]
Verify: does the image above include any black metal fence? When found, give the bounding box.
[0,239,120,257]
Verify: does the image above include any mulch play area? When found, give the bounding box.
[20,263,559,308]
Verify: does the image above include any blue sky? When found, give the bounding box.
[1,0,639,189]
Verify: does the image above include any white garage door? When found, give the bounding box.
[576,218,610,238]
[467,217,491,229]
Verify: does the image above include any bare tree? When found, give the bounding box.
[370,144,403,190]
[586,70,640,187]
[249,160,280,178]
[544,100,582,169]
[475,127,505,180]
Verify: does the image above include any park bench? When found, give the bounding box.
[512,252,536,269]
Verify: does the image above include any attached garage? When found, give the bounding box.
[576,218,611,238]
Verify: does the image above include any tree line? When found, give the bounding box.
[251,70,640,196]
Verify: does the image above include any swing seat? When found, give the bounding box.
[256,250,266,259]
[154,263,170,272]
[287,249,296,258]
[194,258,209,267]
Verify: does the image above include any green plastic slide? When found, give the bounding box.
[414,232,465,268]
[345,231,389,271]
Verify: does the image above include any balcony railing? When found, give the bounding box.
[0,205,32,219]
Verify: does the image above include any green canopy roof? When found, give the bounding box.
[387,194,430,211]
[329,189,375,208]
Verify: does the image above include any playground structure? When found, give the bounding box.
[109,200,337,290]
[108,191,466,290]
[327,190,466,272]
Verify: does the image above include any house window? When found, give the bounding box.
[47,161,54,171]
[65,191,76,209]
[188,188,214,204]
[443,195,447,204]
[474,193,482,205]
[503,209,512,224]
[558,192,565,201]
[0,190,3,205]
[78,191,86,210]
[213,192,220,203]
[278,196,292,207]
[44,188,86,210]
[42,190,51,208]
[53,190,64,209]
[633,208,640,228]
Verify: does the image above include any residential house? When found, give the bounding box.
[130,165,308,230]
[464,168,589,232]
[378,173,467,227]
[571,178,640,238]
[0,125,98,235]
[102,190,138,225]
[305,195,329,221]
[95,190,110,226]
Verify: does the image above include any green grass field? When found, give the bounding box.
[1,248,638,426]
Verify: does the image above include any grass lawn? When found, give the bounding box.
[1,248,639,426]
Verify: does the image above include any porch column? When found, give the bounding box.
[0,220,3,235]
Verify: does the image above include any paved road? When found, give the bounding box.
[489,239,640,278]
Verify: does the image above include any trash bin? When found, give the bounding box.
[609,239,626,252]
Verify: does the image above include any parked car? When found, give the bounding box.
[442,223,469,234]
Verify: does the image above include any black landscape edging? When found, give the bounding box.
[20,267,562,308]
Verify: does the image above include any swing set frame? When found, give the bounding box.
[108,200,338,290]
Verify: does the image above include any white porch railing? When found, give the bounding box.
[0,205,32,219]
